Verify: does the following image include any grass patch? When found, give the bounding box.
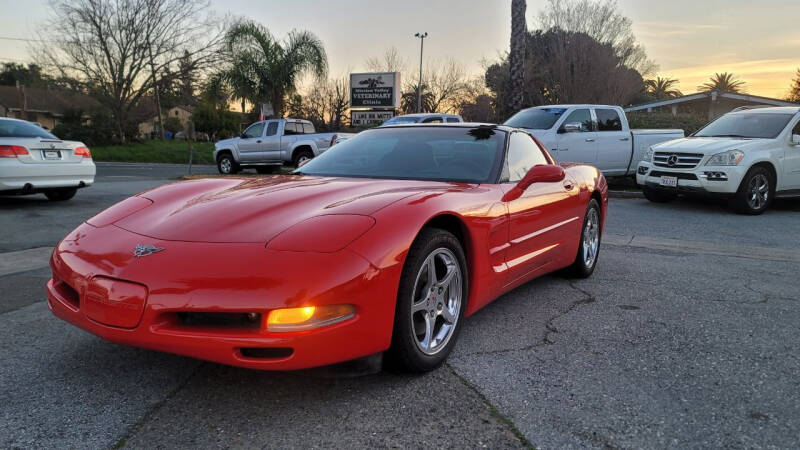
[91,140,215,165]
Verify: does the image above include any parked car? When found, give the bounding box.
[48,124,607,373]
[0,117,95,201]
[382,113,464,126]
[213,119,354,174]
[636,106,800,214]
[504,105,684,176]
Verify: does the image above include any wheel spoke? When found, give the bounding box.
[441,304,456,323]
[436,263,456,289]
[420,314,434,351]
[426,257,437,288]
[411,298,427,313]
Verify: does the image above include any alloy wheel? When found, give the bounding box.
[747,173,769,210]
[582,207,600,268]
[410,248,462,355]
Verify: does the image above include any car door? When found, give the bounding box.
[503,132,580,283]
[783,118,800,190]
[593,108,631,174]
[281,121,301,156]
[260,121,281,161]
[237,122,266,162]
[554,108,598,165]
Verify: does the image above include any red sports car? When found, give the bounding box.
[48,124,607,372]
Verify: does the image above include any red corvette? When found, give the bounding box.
[48,124,607,372]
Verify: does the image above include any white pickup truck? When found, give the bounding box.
[213,118,353,174]
[636,106,800,214]
[504,104,684,176]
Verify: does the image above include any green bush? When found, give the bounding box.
[627,112,709,136]
[164,116,184,134]
[51,108,117,146]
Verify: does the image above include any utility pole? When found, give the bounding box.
[414,32,428,113]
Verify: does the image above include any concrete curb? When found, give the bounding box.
[608,190,643,199]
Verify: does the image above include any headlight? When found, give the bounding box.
[705,150,744,166]
[644,147,654,162]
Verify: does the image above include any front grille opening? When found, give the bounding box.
[177,312,262,329]
[54,280,80,309]
[239,347,294,359]
[650,171,698,180]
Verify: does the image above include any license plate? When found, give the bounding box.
[43,150,61,160]
[659,176,678,187]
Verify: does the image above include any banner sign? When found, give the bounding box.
[350,72,401,108]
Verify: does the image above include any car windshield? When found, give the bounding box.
[0,119,57,139]
[383,117,420,125]
[504,107,566,130]
[295,126,505,183]
[693,113,794,139]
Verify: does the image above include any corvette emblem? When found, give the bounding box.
[133,244,164,258]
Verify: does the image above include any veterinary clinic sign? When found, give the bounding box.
[350,72,401,108]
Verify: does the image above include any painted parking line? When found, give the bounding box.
[0,247,53,277]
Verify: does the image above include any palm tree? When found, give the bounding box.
[645,77,683,100]
[508,0,526,114]
[222,21,327,118]
[401,84,434,114]
[699,72,746,93]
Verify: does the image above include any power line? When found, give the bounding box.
[0,36,55,43]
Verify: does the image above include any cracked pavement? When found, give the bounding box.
[2,164,799,449]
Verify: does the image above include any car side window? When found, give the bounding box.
[595,109,623,131]
[265,122,278,136]
[243,122,265,138]
[284,123,299,135]
[446,117,461,123]
[561,109,593,132]
[303,123,315,134]
[507,132,549,182]
[792,119,800,135]
[422,117,443,123]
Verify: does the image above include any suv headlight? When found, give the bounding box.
[706,150,744,166]
[644,146,654,162]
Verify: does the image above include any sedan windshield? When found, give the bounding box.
[693,113,794,139]
[295,126,505,183]
[504,107,566,130]
[0,119,57,139]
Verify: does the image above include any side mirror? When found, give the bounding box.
[792,134,800,145]
[502,165,566,202]
[560,122,582,133]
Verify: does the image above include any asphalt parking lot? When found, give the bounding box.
[1,163,799,449]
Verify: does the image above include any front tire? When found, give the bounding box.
[567,199,601,278]
[730,166,773,215]
[44,188,77,201]
[217,153,239,174]
[643,186,676,203]
[386,228,468,373]
[292,149,314,167]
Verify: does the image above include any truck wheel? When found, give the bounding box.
[643,186,676,203]
[730,166,773,215]
[44,188,77,201]
[217,153,239,174]
[292,149,314,167]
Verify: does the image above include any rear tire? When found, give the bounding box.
[44,188,77,202]
[566,199,601,278]
[730,166,773,215]
[643,186,676,203]
[217,153,239,174]
[386,228,468,373]
[292,149,314,167]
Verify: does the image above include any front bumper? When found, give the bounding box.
[635,161,746,195]
[47,223,397,370]
[0,159,95,192]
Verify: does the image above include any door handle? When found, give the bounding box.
[256,140,262,143]
[619,137,630,141]
[585,138,595,142]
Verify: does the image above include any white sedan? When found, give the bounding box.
[0,118,95,201]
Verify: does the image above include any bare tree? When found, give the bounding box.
[400,59,470,114]
[364,47,408,74]
[39,0,226,141]
[508,0,526,113]
[537,0,657,76]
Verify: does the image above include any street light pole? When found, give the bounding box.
[414,32,428,113]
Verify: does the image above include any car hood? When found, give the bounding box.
[214,137,239,149]
[113,175,462,243]
[653,137,766,155]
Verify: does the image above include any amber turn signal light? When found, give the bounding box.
[267,304,356,332]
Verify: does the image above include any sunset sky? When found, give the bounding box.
[1,0,798,99]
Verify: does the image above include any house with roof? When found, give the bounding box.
[625,90,798,120]
[0,85,102,129]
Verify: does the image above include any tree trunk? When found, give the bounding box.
[508,0,527,116]
[148,45,165,140]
